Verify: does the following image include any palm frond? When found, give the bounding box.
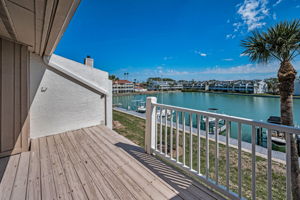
[241,31,272,63]
[241,19,300,63]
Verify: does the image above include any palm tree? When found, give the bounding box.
[241,20,300,199]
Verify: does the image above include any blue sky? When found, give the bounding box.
[55,0,300,81]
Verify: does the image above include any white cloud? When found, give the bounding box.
[233,22,243,32]
[236,0,269,31]
[199,61,300,74]
[223,58,234,61]
[273,0,283,7]
[163,56,173,61]
[165,69,189,76]
[195,50,207,57]
[200,64,270,74]
[272,13,277,20]
[226,34,236,39]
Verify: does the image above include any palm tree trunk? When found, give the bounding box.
[278,61,300,199]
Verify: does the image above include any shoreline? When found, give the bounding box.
[114,89,300,99]
[113,90,181,97]
[182,89,300,99]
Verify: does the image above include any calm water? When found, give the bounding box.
[113,92,300,142]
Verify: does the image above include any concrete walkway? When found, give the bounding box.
[114,107,300,164]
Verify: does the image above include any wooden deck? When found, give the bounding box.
[0,125,224,200]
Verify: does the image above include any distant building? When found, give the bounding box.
[200,80,268,94]
[205,83,210,91]
[254,80,268,94]
[148,80,183,91]
[295,78,300,95]
[113,80,134,93]
[181,81,205,90]
[134,86,147,92]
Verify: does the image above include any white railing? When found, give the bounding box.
[144,97,300,200]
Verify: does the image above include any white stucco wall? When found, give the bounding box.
[30,53,112,138]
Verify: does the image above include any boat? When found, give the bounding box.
[203,116,216,123]
[112,103,122,107]
[136,101,146,113]
[137,105,146,113]
[267,116,281,124]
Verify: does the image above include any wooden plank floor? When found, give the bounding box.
[0,125,225,200]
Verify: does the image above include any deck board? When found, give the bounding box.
[47,136,72,200]
[53,134,88,200]
[74,130,136,200]
[66,131,120,200]
[39,137,57,200]
[59,133,104,200]
[85,127,178,200]
[82,128,152,200]
[0,125,225,200]
[10,152,30,200]
[26,139,41,200]
[0,154,20,200]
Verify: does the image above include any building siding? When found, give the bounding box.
[0,38,29,157]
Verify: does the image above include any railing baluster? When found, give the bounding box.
[267,128,272,200]
[170,110,173,159]
[238,122,242,198]
[183,112,186,166]
[176,111,179,162]
[215,118,219,184]
[165,109,168,156]
[286,133,292,200]
[226,120,230,191]
[190,113,193,170]
[251,125,256,200]
[205,116,209,179]
[160,107,163,153]
[197,114,201,174]
[155,106,158,151]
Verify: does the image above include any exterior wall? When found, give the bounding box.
[254,81,268,94]
[113,82,134,93]
[49,54,112,129]
[30,53,112,139]
[0,38,30,157]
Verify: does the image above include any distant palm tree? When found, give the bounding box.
[241,20,300,199]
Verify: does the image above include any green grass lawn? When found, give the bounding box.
[113,110,287,200]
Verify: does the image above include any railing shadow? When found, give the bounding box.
[115,142,225,200]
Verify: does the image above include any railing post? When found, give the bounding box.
[145,97,157,154]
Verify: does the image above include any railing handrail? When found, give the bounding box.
[153,102,300,135]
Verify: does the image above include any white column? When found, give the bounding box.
[145,97,157,154]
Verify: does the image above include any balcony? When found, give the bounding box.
[145,97,300,200]
[0,125,224,200]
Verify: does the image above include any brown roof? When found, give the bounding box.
[113,80,132,84]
